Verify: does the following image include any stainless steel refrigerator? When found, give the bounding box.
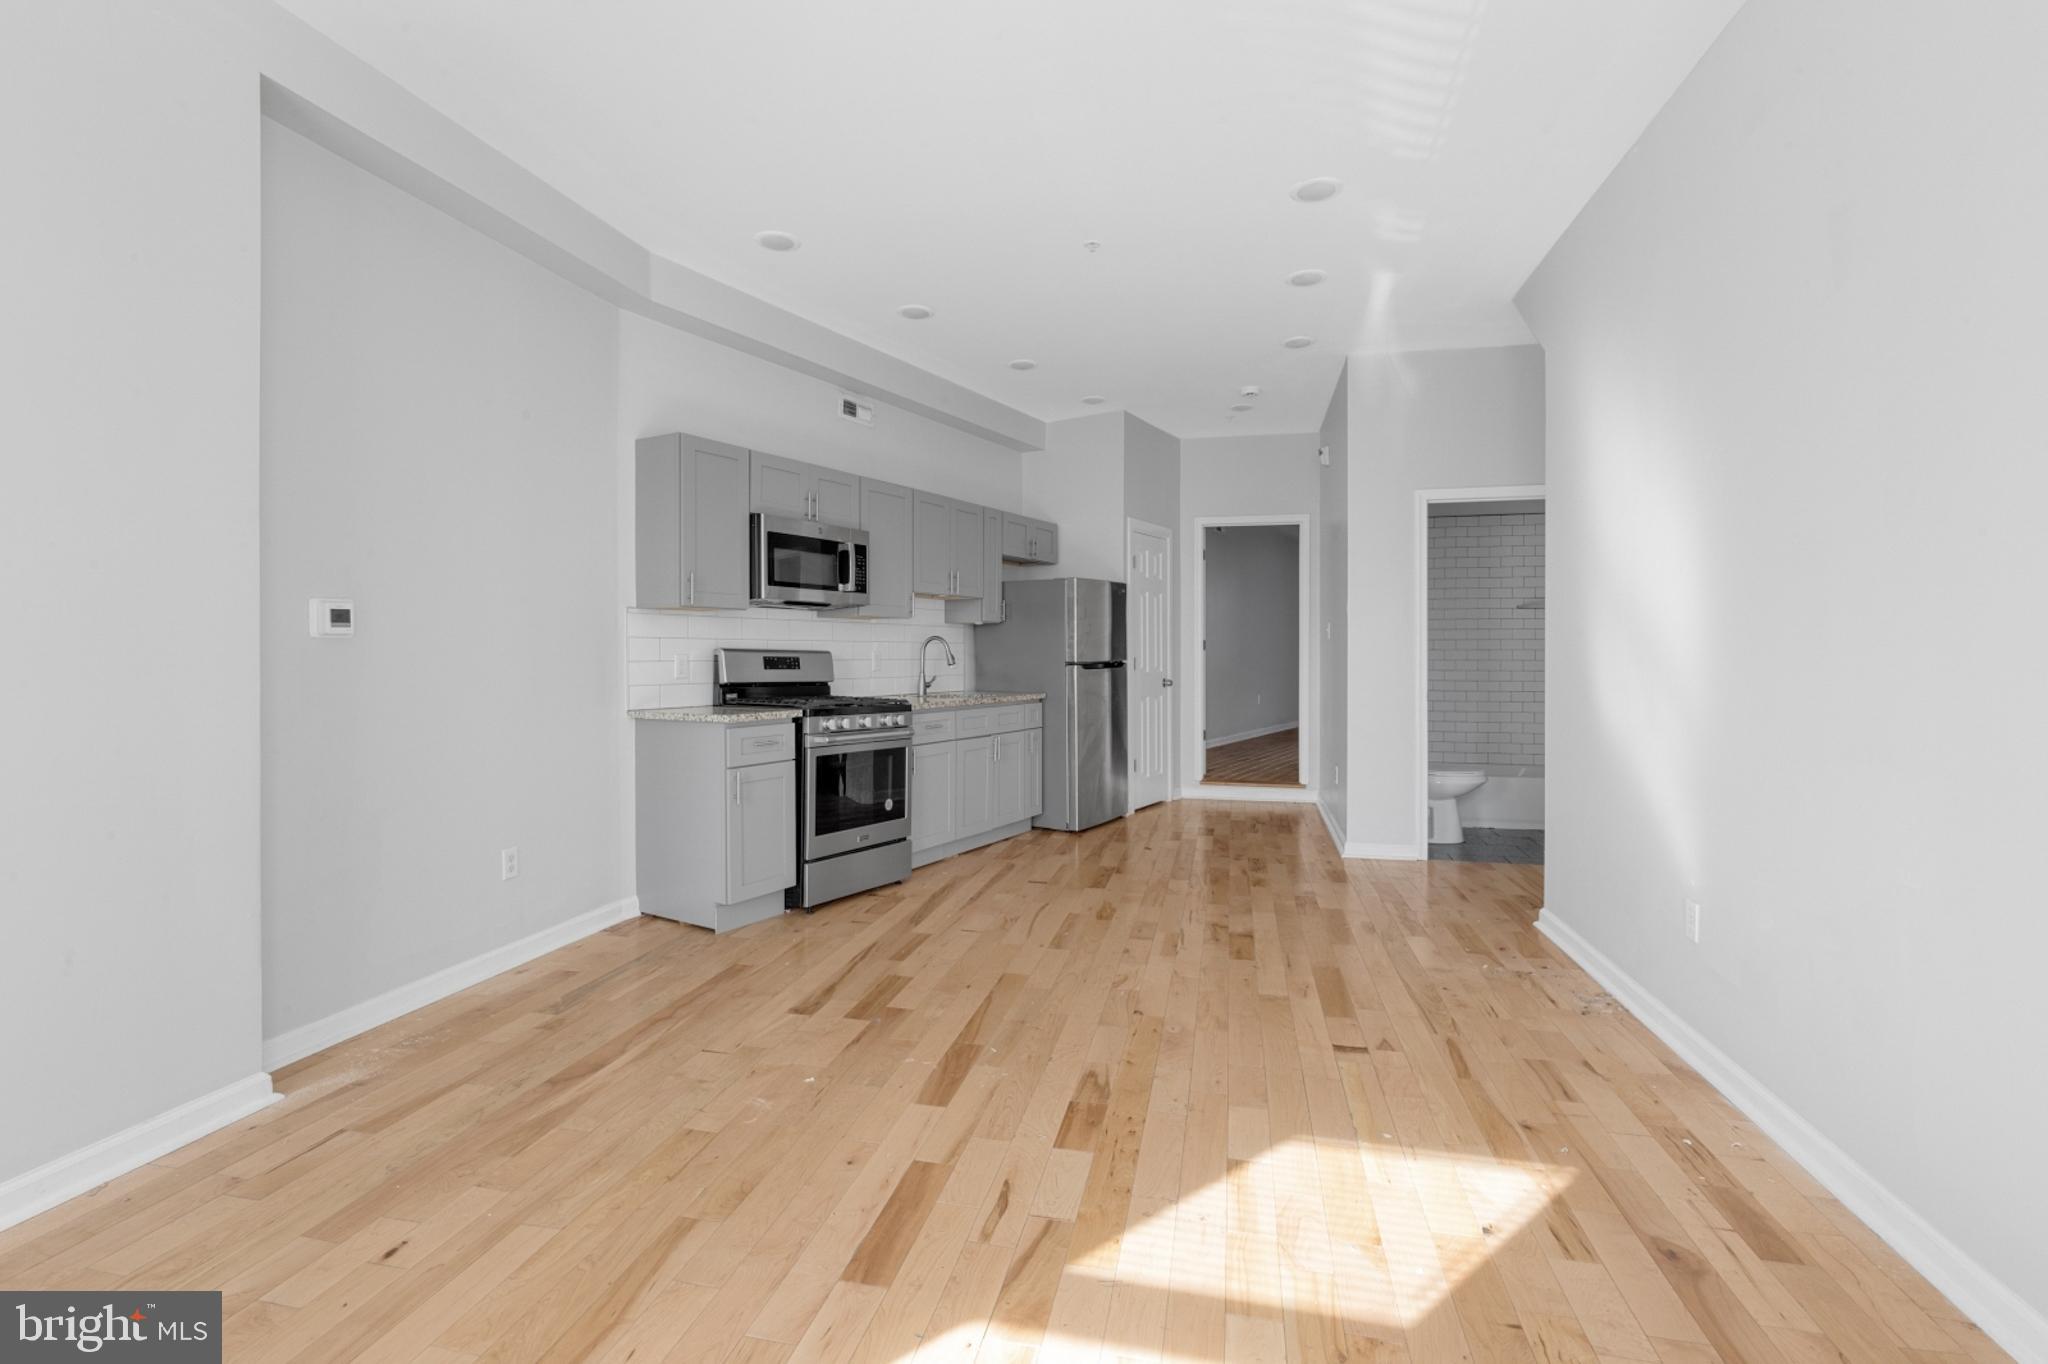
[974,577,1127,831]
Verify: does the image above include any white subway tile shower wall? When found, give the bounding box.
[1428,512,1544,767]
[625,598,971,709]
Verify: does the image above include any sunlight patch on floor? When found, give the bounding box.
[899,1136,1572,1362]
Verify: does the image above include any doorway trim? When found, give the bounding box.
[1186,513,1317,804]
[1412,485,1546,850]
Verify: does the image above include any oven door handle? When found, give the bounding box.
[805,731,910,751]
[837,545,854,591]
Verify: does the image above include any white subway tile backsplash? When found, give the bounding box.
[1428,510,1545,768]
[624,596,972,708]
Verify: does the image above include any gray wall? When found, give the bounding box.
[1518,0,2048,1339]
[1427,511,1544,767]
[261,121,631,1041]
[1342,345,1545,852]
[1,4,266,1189]
[1177,433,1322,791]
[1203,527,1300,744]
[1316,369,1350,835]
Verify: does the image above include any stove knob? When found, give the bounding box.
[822,718,841,732]
[894,715,908,726]
[858,715,875,728]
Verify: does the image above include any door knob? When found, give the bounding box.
[1162,678,1175,687]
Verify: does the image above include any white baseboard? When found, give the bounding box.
[1469,819,1545,831]
[1179,783,1318,804]
[0,1073,279,1233]
[1315,793,1345,854]
[1203,721,1298,748]
[1342,841,1426,860]
[262,895,640,1071]
[1536,910,2048,1363]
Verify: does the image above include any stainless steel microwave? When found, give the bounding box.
[750,513,869,609]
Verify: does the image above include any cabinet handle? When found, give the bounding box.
[687,571,694,605]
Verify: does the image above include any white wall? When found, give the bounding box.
[261,121,631,1041]
[1343,345,1544,853]
[1316,373,1350,836]
[617,312,1024,511]
[1517,0,2048,1342]
[1202,527,1300,744]
[1179,433,1322,790]
[1017,412,1127,584]
[0,3,268,1193]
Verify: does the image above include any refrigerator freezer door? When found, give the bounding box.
[1067,662,1128,830]
[1065,578,1127,663]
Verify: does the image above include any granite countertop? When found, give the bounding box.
[628,705,799,724]
[881,691,1047,711]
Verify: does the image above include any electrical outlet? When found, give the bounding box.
[1684,898,1701,943]
[501,847,519,881]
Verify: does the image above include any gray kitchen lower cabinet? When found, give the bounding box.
[637,718,796,932]
[992,730,1029,827]
[909,708,1044,868]
[911,741,957,851]
[955,735,995,839]
[726,762,796,904]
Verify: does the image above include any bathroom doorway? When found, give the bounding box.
[1195,518,1310,793]
[1416,487,1546,863]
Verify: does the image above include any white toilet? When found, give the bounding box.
[1427,768,1488,844]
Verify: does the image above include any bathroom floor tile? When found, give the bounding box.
[1429,826,1544,864]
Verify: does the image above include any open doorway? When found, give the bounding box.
[1198,520,1305,789]
[1416,488,1546,863]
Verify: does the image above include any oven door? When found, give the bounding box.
[803,731,910,859]
[752,514,869,609]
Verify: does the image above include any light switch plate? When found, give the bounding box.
[309,598,355,637]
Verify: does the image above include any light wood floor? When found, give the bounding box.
[1202,729,1301,786]
[0,804,2006,1364]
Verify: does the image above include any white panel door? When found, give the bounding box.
[1127,519,1173,811]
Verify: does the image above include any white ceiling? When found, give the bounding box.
[275,0,1742,438]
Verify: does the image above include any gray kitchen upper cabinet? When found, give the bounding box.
[955,734,996,840]
[828,477,912,619]
[911,741,958,851]
[911,490,954,595]
[946,505,1006,626]
[751,452,862,524]
[636,433,751,609]
[812,466,861,525]
[1001,513,1060,564]
[951,502,985,600]
[725,761,796,904]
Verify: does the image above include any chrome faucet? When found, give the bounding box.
[919,634,957,699]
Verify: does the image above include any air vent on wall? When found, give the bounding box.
[838,395,874,426]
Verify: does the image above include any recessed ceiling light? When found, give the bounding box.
[1009,359,1037,371]
[897,304,933,320]
[1082,240,1101,253]
[1290,177,1342,203]
[755,230,800,252]
[1283,336,1315,349]
[1286,269,1326,287]
[1240,385,1261,398]
[1230,403,1254,412]
[1080,395,1106,405]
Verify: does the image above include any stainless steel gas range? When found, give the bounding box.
[715,648,912,909]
